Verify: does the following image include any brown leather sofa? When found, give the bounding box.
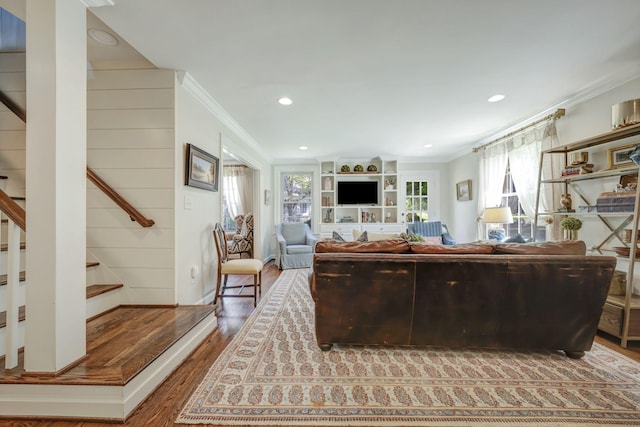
[309,240,615,359]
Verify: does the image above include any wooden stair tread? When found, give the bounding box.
[0,306,26,328]
[0,271,25,286]
[0,242,26,252]
[0,176,7,180]
[86,261,100,268]
[0,305,215,385]
[86,283,123,299]
[10,196,25,201]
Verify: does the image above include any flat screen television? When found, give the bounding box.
[337,181,378,205]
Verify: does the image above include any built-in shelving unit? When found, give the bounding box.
[534,122,640,347]
[319,158,403,240]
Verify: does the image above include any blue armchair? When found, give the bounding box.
[408,221,456,245]
[275,223,318,269]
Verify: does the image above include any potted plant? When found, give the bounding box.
[560,216,582,240]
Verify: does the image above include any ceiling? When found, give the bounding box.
[10,1,640,163]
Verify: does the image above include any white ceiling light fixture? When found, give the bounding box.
[488,94,505,103]
[423,144,433,148]
[299,146,308,150]
[87,28,119,46]
[278,97,293,106]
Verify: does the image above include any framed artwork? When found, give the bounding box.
[456,179,472,201]
[608,143,637,169]
[185,143,219,191]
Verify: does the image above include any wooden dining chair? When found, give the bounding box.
[213,223,263,307]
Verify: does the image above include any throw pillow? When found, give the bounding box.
[503,233,526,243]
[355,230,368,242]
[367,232,400,241]
[422,236,443,245]
[332,231,346,242]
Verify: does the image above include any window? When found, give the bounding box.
[405,180,430,224]
[500,162,545,240]
[281,173,312,226]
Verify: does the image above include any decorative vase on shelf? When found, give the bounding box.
[563,229,579,240]
[324,177,332,191]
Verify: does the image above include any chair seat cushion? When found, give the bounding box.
[221,258,263,275]
[287,244,313,254]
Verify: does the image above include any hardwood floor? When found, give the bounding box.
[0,260,638,426]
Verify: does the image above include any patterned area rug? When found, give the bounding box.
[177,269,640,426]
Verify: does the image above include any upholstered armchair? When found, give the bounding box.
[228,214,254,258]
[275,223,318,269]
[408,220,456,245]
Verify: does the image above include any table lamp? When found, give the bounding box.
[483,207,514,242]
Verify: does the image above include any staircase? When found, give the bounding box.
[0,47,217,420]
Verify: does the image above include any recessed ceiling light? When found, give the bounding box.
[299,146,308,150]
[423,144,433,148]
[278,97,293,106]
[87,28,118,46]
[488,94,505,103]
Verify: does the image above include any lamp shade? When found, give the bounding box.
[483,207,514,224]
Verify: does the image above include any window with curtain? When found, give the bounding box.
[478,120,560,240]
[500,162,545,240]
[223,165,252,230]
[281,173,312,226]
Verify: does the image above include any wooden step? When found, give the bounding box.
[0,271,25,286]
[86,261,100,268]
[0,176,7,180]
[10,196,24,201]
[0,242,26,252]
[0,305,217,420]
[86,284,123,299]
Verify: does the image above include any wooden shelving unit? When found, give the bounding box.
[534,123,640,347]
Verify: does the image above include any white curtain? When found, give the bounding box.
[223,166,253,219]
[477,142,508,238]
[507,121,558,225]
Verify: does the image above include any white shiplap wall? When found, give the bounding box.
[0,52,25,199]
[87,68,176,305]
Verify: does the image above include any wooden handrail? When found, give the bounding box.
[0,189,25,231]
[0,90,26,123]
[86,167,155,228]
[0,90,154,228]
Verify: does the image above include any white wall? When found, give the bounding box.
[0,52,25,200]
[87,67,176,305]
[445,152,479,243]
[175,76,272,305]
[447,75,640,246]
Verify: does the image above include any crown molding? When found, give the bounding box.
[81,0,115,7]
[176,71,272,163]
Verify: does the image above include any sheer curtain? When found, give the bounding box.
[477,143,508,238]
[223,166,253,219]
[507,122,558,224]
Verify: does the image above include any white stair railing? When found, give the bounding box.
[4,218,20,368]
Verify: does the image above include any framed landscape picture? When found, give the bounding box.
[608,143,637,169]
[185,143,219,191]
[456,179,472,201]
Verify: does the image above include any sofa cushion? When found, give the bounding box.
[494,240,586,255]
[315,239,411,254]
[410,242,494,254]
